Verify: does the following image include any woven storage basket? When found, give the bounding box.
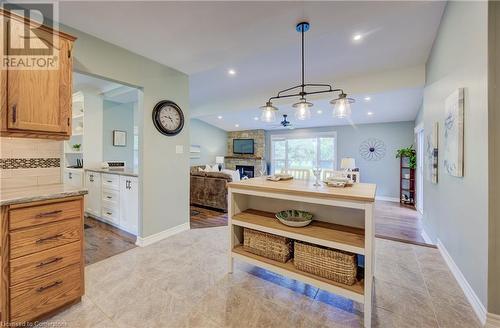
[243,228,293,263]
[294,241,358,285]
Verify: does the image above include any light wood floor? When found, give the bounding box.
[190,201,434,247]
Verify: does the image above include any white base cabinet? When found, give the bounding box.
[64,169,84,188]
[84,171,139,235]
[119,176,139,235]
[85,171,101,217]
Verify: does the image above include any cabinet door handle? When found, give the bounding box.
[36,280,63,293]
[69,172,72,179]
[12,104,16,123]
[36,234,63,243]
[107,180,112,183]
[106,196,112,199]
[35,210,62,218]
[37,257,63,268]
[106,212,112,215]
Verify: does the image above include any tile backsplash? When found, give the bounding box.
[0,137,63,188]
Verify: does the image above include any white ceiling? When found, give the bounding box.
[60,1,445,130]
[73,72,139,104]
[197,87,423,131]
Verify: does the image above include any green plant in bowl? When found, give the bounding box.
[275,210,313,227]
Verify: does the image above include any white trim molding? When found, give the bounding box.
[437,239,487,326]
[375,196,400,202]
[135,222,190,247]
[487,313,500,328]
[420,229,433,245]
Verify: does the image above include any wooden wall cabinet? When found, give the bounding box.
[0,9,77,140]
[0,196,85,324]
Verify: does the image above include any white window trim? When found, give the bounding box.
[269,131,338,174]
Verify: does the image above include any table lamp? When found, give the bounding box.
[340,157,356,182]
[216,156,225,171]
[340,157,356,171]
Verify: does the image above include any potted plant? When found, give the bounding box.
[396,145,416,169]
[72,144,81,152]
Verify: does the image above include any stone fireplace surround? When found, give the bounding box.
[225,130,266,177]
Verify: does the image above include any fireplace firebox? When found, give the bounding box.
[236,165,254,179]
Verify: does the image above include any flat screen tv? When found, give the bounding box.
[233,139,254,154]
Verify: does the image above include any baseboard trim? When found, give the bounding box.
[437,239,487,326]
[375,196,399,202]
[135,222,190,247]
[421,229,433,245]
[487,313,500,328]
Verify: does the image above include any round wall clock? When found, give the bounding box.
[359,138,386,161]
[152,100,184,136]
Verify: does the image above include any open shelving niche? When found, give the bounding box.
[228,187,375,326]
[64,92,85,170]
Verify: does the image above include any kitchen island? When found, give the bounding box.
[227,177,376,327]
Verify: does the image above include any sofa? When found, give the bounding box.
[190,166,233,211]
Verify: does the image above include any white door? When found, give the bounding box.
[85,171,102,217]
[416,128,424,214]
[119,176,138,235]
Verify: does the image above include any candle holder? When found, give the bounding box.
[312,168,322,187]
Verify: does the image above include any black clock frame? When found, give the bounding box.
[152,100,184,136]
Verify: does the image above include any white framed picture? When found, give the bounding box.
[113,130,127,147]
[444,88,464,177]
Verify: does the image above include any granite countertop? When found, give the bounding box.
[85,167,139,177]
[0,184,88,206]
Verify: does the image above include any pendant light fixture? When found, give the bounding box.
[260,22,354,122]
[330,93,354,118]
[260,101,279,122]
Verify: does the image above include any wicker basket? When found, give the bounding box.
[243,228,293,263]
[294,241,358,285]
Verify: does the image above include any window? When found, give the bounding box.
[270,132,337,174]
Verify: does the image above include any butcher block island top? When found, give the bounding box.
[228,177,376,202]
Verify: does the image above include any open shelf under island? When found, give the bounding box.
[228,177,376,328]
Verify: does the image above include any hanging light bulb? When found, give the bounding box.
[292,97,313,120]
[259,101,278,123]
[330,93,354,118]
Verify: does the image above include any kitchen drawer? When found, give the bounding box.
[10,263,83,323]
[10,218,81,259]
[102,188,119,204]
[10,200,82,231]
[101,203,119,225]
[101,174,120,190]
[10,242,81,286]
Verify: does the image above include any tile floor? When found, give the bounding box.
[43,226,481,328]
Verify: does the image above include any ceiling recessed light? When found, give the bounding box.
[317,110,323,114]
[353,34,362,41]
[217,115,223,120]
[253,117,259,121]
[364,96,371,102]
[228,69,236,76]
[367,112,373,116]
[235,124,240,127]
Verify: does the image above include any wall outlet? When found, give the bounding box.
[175,145,184,154]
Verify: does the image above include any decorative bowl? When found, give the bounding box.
[275,210,313,227]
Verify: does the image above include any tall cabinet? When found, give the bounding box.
[0,9,76,140]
